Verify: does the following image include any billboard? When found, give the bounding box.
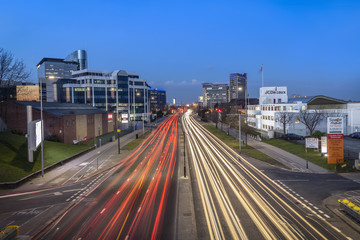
[327,117,344,134]
[305,138,318,149]
[122,113,129,123]
[327,134,344,164]
[29,120,43,151]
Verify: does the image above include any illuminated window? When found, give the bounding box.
[302,106,306,110]
[295,119,300,124]
[289,106,293,110]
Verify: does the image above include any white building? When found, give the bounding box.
[248,87,360,138]
[248,86,307,137]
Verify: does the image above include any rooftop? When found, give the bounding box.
[16,101,106,117]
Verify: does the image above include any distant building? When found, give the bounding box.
[36,50,88,102]
[150,88,166,112]
[16,85,40,101]
[202,83,228,108]
[64,50,87,70]
[229,73,247,101]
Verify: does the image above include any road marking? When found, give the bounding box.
[100,208,106,214]
[79,162,89,166]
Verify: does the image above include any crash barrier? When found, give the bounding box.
[0,225,19,240]
[338,198,360,222]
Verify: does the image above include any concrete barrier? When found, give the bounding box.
[0,225,19,240]
[338,198,360,222]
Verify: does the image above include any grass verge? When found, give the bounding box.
[122,131,151,150]
[203,124,286,168]
[0,132,95,182]
[263,139,338,172]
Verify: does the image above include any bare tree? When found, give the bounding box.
[297,109,326,135]
[275,111,294,136]
[0,48,31,123]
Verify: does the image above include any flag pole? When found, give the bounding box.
[261,64,264,87]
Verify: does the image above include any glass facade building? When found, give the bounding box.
[150,88,167,112]
[229,73,247,101]
[202,83,228,108]
[37,50,88,102]
[58,70,150,121]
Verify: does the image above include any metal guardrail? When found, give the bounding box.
[338,198,360,222]
[0,225,19,240]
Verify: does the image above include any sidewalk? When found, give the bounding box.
[247,138,331,173]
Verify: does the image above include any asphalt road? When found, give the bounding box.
[33,114,179,239]
[0,115,180,240]
[183,111,357,240]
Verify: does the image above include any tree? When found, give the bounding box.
[296,109,326,136]
[0,48,31,89]
[275,111,294,136]
[0,48,31,124]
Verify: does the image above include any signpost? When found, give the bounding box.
[327,117,344,164]
[305,138,318,149]
[321,136,327,155]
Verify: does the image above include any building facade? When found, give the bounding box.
[229,73,247,101]
[150,88,167,112]
[247,87,360,138]
[55,69,150,122]
[202,83,228,108]
[36,50,88,102]
[0,101,114,144]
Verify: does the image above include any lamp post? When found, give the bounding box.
[117,129,121,154]
[40,79,44,177]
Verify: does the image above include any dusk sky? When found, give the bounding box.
[1,0,359,104]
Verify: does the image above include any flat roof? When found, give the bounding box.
[17,101,106,117]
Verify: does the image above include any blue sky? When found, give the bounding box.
[1,0,359,103]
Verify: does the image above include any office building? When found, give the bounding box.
[64,50,88,70]
[229,73,247,101]
[56,69,150,122]
[202,83,228,108]
[150,88,167,112]
[36,50,88,102]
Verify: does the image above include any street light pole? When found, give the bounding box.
[239,113,241,153]
[117,129,121,154]
[40,79,44,177]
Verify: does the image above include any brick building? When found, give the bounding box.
[0,101,114,144]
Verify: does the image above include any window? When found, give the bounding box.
[302,105,306,110]
[295,119,300,124]
[289,106,293,110]
[283,106,286,111]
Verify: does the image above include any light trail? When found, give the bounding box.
[182,111,349,240]
[38,114,179,240]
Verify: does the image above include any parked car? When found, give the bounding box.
[284,133,305,140]
[349,132,360,139]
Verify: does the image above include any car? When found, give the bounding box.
[349,132,360,139]
[284,133,305,140]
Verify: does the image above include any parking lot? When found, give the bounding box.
[344,136,360,160]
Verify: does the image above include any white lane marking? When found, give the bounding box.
[100,208,106,214]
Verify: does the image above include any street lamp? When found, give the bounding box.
[117,129,121,154]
